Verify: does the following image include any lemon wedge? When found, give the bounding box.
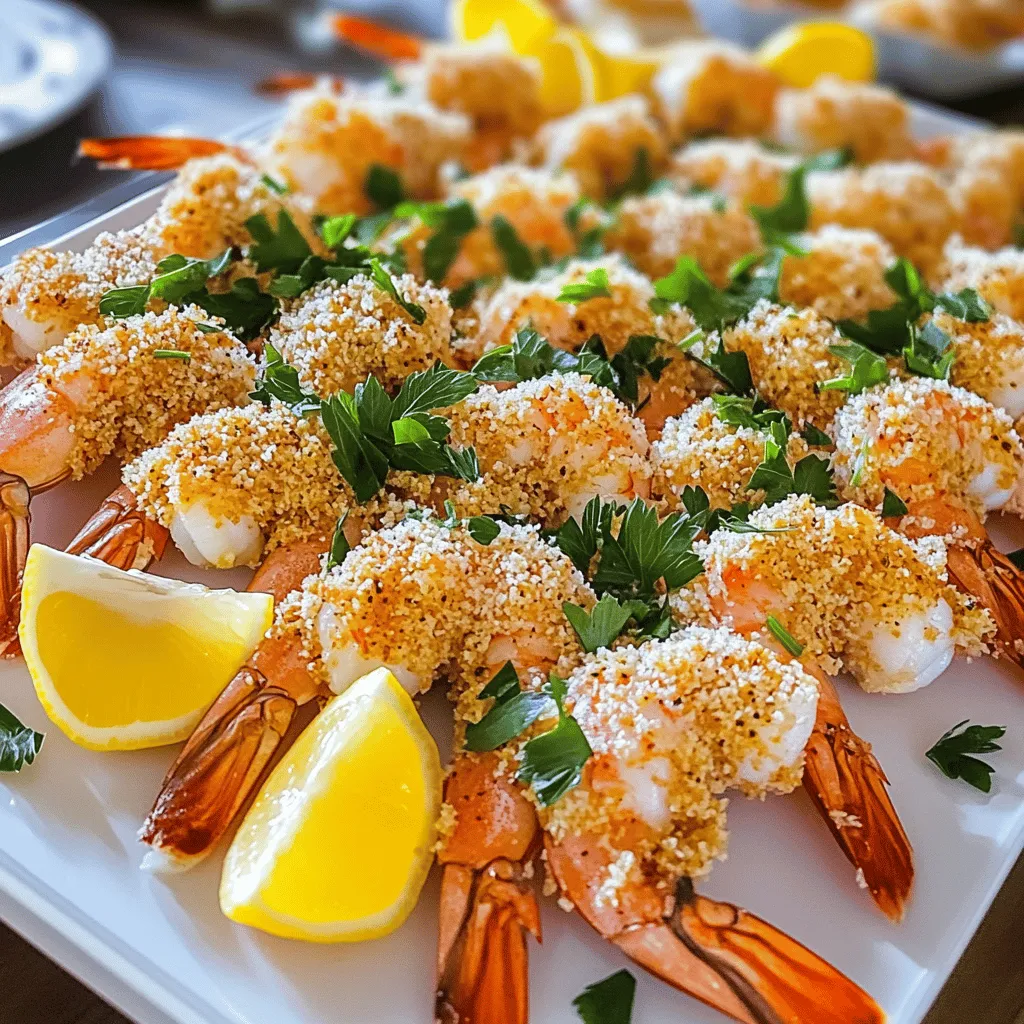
[19,545,272,751]
[220,668,442,943]
[522,26,599,117]
[451,0,557,52]
[756,22,876,88]
[592,45,663,101]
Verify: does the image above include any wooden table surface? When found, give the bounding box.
[2,3,1024,1022]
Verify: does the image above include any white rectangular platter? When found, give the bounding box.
[1,103,1023,1024]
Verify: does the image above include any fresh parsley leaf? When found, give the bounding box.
[1009,548,1024,571]
[579,335,670,407]
[802,423,833,447]
[491,215,536,281]
[369,257,426,324]
[652,257,750,331]
[565,198,607,259]
[472,327,581,383]
[149,249,234,304]
[573,970,636,1024]
[904,320,954,380]
[245,209,313,275]
[259,172,289,195]
[249,341,321,415]
[926,720,1005,793]
[324,513,351,573]
[711,393,789,433]
[881,487,909,518]
[689,334,753,395]
[792,454,838,506]
[747,421,837,507]
[610,147,661,201]
[935,288,990,322]
[320,391,391,501]
[553,496,616,576]
[819,341,890,395]
[516,674,593,806]
[749,150,851,239]
[465,515,501,545]
[318,213,358,250]
[464,662,551,753]
[557,267,612,304]
[563,594,648,653]
[449,279,479,309]
[766,615,804,657]
[391,362,479,419]
[152,349,190,362]
[98,285,151,319]
[0,703,44,773]
[191,278,278,342]
[364,164,405,211]
[392,198,479,284]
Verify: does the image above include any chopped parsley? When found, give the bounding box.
[557,267,612,304]
[0,703,44,773]
[319,363,479,502]
[449,278,479,309]
[364,164,405,211]
[259,172,289,195]
[471,327,587,383]
[903,320,954,380]
[681,486,791,536]
[369,257,426,324]
[580,334,671,408]
[490,214,537,281]
[464,662,551,753]
[802,423,833,447]
[818,341,890,396]
[765,615,803,657]
[565,198,607,259]
[409,198,479,283]
[711,393,789,433]
[746,419,837,507]
[610,147,656,201]
[324,513,351,573]
[516,673,593,806]
[573,970,636,1024]
[749,149,852,240]
[245,209,313,275]
[926,720,1005,793]
[152,349,190,362]
[249,340,321,415]
[563,593,649,653]
[881,488,909,518]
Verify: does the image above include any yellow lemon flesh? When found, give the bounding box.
[592,45,663,101]
[220,668,442,943]
[756,22,876,88]
[451,0,557,52]
[19,545,272,751]
[522,27,599,117]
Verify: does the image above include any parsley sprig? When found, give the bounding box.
[393,198,479,283]
[573,970,636,1024]
[249,341,321,415]
[491,215,537,281]
[926,720,1005,793]
[557,267,612,304]
[0,703,44,773]
[465,666,593,807]
[746,418,837,507]
[819,341,890,396]
[319,363,480,502]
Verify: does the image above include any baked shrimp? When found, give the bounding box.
[939,236,1024,322]
[831,376,1024,667]
[669,138,799,208]
[0,307,255,651]
[0,153,314,364]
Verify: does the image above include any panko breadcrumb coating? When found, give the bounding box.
[669,138,798,208]
[603,190,761,285]
[404,43,544,143]
[446,373,652,524]
[652,398,810,513]
[778,225,898,322]
[934,309,1024,420]
[939,237,1024,321]
[532,95,667,200]
[723,300,851,430]
[37,306,255,480]
[673,494,993,690]
[0,153,312,366]
[773,77,914,164]
[807,161,957,275]
[394,164,581,287]
[831,376,1024,521]
[651,40,780,143]
[122,400,428,560]
[262,86,470,215]
[270,273,454,396]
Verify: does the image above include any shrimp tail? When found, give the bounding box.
[138,539,327,871]
[945,539,1024,670]
[78,137,245,171]
[0,473,30,658]
[668,878,886,1024]
[66,485,170,572]
[256,72,345,96]
[330,14,424,61]
[435,753,542,1024]
[435,861,541,1024]
[802,672,914,922]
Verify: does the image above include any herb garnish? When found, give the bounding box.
[926,720,1005,793]
[99,248,235,319]
[0,703,44,773]
[818,341,890,396]
[610,147,656,201]
[565,198,607,259]
[749,149,852,240]
[516,673,593,806]
[881,487,909,518]
[369,257,426,324]
[364,164,405,211]
[395,198,479,283]
[259,172,289,196]
[680,485,792,536]
[319,363,479,502]
[765,615,804,657]
[152,349,191,362]
[557,267,612,304]
[746,419,837,507]
[249,341,321,415]
[490,215,537,281]
[573,970,636,1024]
[324,513,351,573]
[563,593,649,653]
[245,210,313,275]
[464,662,551,753]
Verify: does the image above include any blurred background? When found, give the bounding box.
[0,0,1023,1022]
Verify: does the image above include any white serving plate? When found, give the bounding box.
[688,0,1024,100]
[1,104,1023,1024]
